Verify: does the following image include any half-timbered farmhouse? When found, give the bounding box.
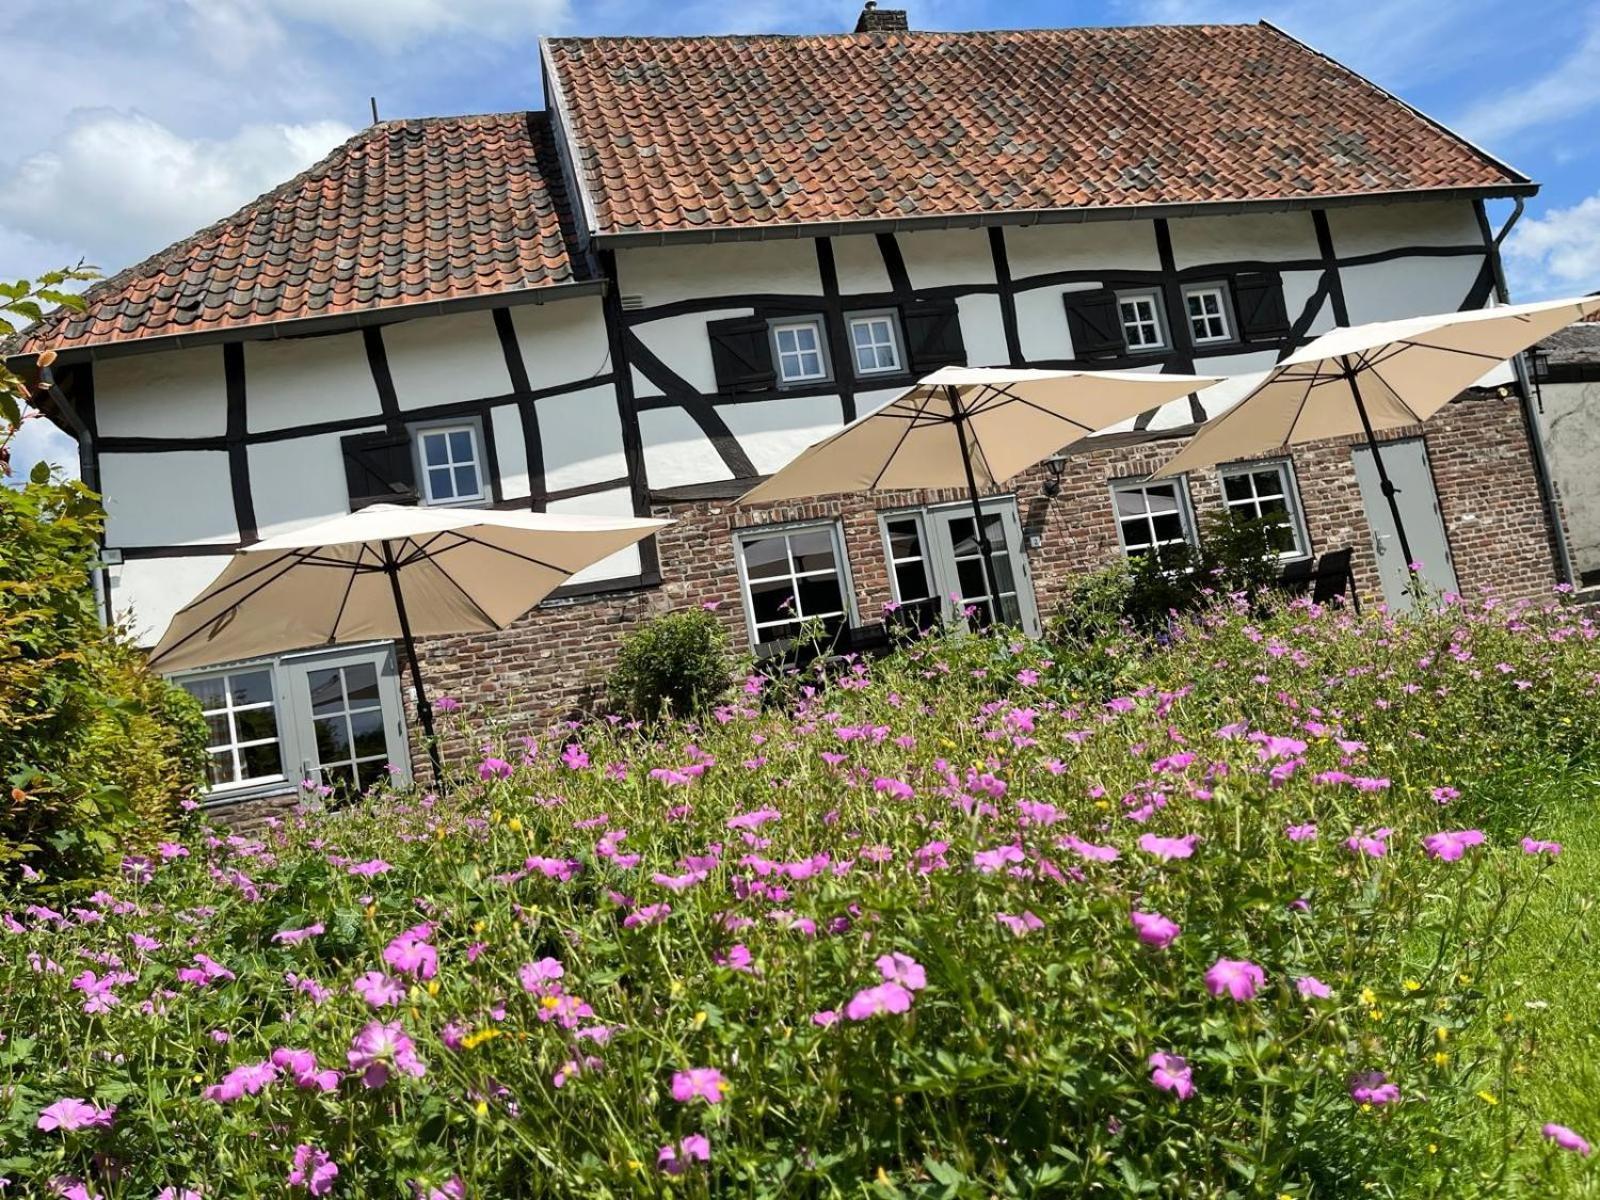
[6,8,1575,810]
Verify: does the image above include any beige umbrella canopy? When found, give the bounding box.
[149,505,670,779]
[736,366,1219,614]
[1153,295,1600,565]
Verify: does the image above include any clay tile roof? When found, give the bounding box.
[11,112,587,357]
[544,22,1529,239]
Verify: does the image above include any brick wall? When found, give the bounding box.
[403,389,1560,760]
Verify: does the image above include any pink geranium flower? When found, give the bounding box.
[1349,1071,1400,1106]
[995,911,1043,936]
[288,1144,339,1195]
[658,1133,711,1175]
[1522,838,1562,857]
[1204,958,1265,1001]
[353,971,407,1008]
[202,1059,279,1102]
[1284,823,1318,843]
[347,1020,427,1087]
[272,924,324,945]
[383,925,438,979]
[670,1067,728,1105]
[37,1098,116,1132]
[1543,1123,1592,1156]
[1295,976,1332,1000]
[1421,829,1487,862]
[1138,833,1198,861]
[845,981,914,1020]
[520,957,565,992]
[271,1048,341,1092]
[875,952,927,991]
[1344,827,1392,858]
[1148,1052,1193,1100]
[1130,910,1180,949]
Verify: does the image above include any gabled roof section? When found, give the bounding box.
[10,112,589,358]
[544,22,1532,241]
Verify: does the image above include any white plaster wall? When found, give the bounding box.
[544,487,641,584]
[110,554,231,647]
[854,386,904,418]
[94,347,228,438]
[1327,200,1483,256]
[832,233,894,294]
[1015,281,1098,362]
[956,293,1010,368]
[896,227,995,291]
[1281,269,1335,337]
[617,241,822,308]
[639,407,734,488]
[509,297,613,390]
[632,365,663,400]
[717,395,844,475]
[491,404,530,501]
[539,384,630,491]
[245,333,383,432]
[1541,380,1600,577]
[100,450,237,546]
[1167,211,1320,271]
[248,426,383,540]
[380,311,513,410]
[633,308,755,395]
[1005,220,1162,280]
[1338,255,1487,325]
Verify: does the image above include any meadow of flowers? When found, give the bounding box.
[3,592,1598,1197]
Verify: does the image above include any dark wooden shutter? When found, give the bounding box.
[707,317,776,393]
[902,298,967,374]
[1233,272,1291,340]
[341,431,418,510]
[1062,288,1125,358]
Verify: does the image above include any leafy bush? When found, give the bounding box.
[1,270,209,883]
[2,593,1596,1196]
[608,607,733,719]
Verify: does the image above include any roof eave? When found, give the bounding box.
[4,278,607,369]
[587,183,1540,248]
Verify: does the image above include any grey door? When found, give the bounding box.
[1351,438,1458,610]
[283,647,411,794]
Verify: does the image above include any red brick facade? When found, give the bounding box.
[405,389,1559,758]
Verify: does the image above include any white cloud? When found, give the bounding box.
[1454,16,1600,146]
[1504,193,1600,300]
[259,0,570,50]
[5,412,80,483]
[0,110,354,278]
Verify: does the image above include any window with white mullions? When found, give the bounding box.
[1116,291,1167,352]
[1112,480,1196,561]
[737,524,851,648]
[881,515,940,629]
[304,662,391,793]
[415,424,484,505]
[847,313,903,376]
[181,669,284,789]
[940,510,1023,629]
[770,319,829,384]
[1220,462,1307,558]
[1183,284,1233,344]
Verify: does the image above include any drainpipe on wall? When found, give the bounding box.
[1484,198,1576,587]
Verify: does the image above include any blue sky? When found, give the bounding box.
[5,0,1599,476]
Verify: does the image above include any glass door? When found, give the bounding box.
[283,648,411,796]
[883,500,1040,637]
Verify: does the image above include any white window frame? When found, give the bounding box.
[412,420,486,507]
[768,317,831,386]
[1110,478,1198,561]
[1182,283,1235,345]
[1115,290,1167,353]
[179,667,288,794]
[733,520,856,651]
[846,310,905,377]
[171,643,411,806]
[878,498,1042,638]
[1218,459,1310,560]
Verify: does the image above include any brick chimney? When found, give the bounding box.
[854,2,909,32]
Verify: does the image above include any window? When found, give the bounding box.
[172,647,409,803]
[881,514,941,629]
[414,424,484,505]
[847,312,904,376]
[880,501,1042,638]
[1183,284,1234,344]
[1220,461,1308,558]
[770,319,829,385]
[1112,480,1196,561]
[1116,291,1167,352]
[736,524,852,648]
[181,669,284,790]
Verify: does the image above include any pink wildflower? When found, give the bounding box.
[272,924,324,945]
[1138,833,1199,862]
[670,1067,728,1105]
[658,1133,712,1175]
[383,925,438,979]
[844,981,914,1020]
[1543,1123,1592,1156]
[1344,827,1392,858]
[203,1060,279,1102]
[1349,1071,1401,1106]
[352,971,406,1008]
[875,952,927,991]
[1204,958,1266,1001]
[1296,976,1332,1000]
[271,1048,340,1091]
[37,1098,116,1132]
[1130,910,1180,949]
[347,1020,427,1087]
[1421,829,1487,862]
[1284,823,1318,843]
[995,911,1044,936]
[1522,837,1562,857]
[1148,1052,1193,1100]
[288,1144,339,1195]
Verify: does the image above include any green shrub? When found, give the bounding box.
[609,607,732,718]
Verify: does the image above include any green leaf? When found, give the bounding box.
[30,460,51,485]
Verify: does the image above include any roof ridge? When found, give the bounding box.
[546,23,1262,45]
[15,112,539,353]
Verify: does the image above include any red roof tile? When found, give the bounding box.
[544,23,1528,238]
[11,112,585,357]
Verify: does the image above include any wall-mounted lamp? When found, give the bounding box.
[1041,454,1068,498]
[1528,346,1551,384]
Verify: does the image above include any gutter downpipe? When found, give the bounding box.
[1485,198,1575,586]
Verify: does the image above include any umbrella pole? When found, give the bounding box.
[948,385,1004,629]
[381,540,444,788]
[1341,359,1419,573]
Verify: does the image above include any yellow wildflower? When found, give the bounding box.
[1477,1090,1499,1106]
[1403,979,1421,992]
[1359,987,1378,1006]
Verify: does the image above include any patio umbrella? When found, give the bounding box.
[736,365,1219,620]
[148,505,671,782]
[1153,295,1600,569]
